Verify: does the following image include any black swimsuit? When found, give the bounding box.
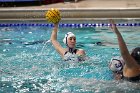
[64,49,77,55]
[63,49,78,62]
[123,74,140,82]
[64,49,85,62]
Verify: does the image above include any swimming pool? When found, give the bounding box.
[0,20,140,93]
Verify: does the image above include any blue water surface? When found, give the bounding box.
[0,20,140,93]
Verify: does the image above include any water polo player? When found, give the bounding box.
[47,8,86,62]
[110,19,140,82]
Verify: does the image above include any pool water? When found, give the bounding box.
[0,21,140,93]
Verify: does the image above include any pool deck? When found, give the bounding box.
[0,0,140,20]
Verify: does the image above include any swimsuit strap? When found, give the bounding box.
[64,49,77,55]
[73,49,77,54]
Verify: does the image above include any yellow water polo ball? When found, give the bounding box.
[45,8,61,24]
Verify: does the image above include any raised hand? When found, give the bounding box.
[109,19,118,34]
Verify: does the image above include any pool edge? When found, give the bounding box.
[0,8,140,20]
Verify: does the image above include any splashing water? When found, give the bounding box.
[0,21,140,93]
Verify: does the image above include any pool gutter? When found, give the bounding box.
[0,8,140,20]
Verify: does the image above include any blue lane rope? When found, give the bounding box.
[0,23,140,27]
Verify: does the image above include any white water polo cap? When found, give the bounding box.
[63,32,76,45]
[109,57,125,72]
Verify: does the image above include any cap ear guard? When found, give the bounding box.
[63,34,67,44]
